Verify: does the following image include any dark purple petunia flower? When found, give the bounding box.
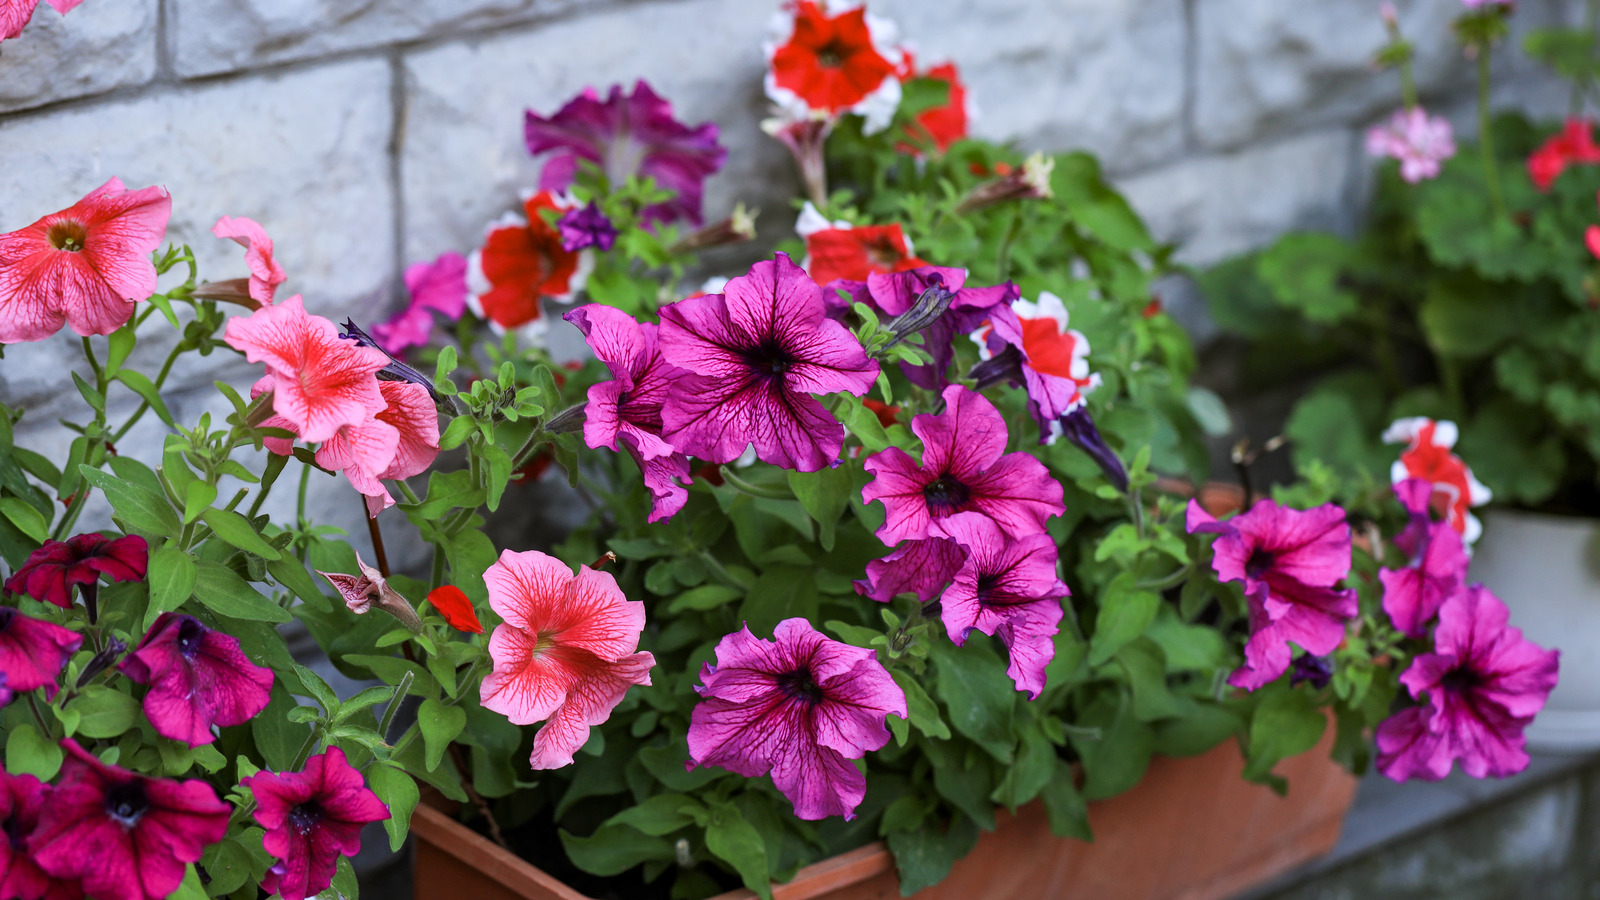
[0,607,82,699]
[4,534,147,615]
[937,512,1069,699]
[74,636,127,688]
[1187,499,1358,691]
[1290,653,1335,690]
[117,613,274,748]
[30,740,229,900]
[658,253,879,472]
[0,769,81,900]
[566,304,693,522]
[525,80,727,226]
[861,384,1064,545]
[557,201,618,252]
[243,746,389,900]
[1055,406,1128,492]
[686,618,907,821]
[1376,586,1559,782]
[1381,478,1468,638]
[831,265,1018,390]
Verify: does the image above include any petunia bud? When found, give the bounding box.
[669,203,759,253]
[317,553,423,633]
[190,277,263,310]
[882,276,955,348]
[339,319,447,405]
[1290,653,1335,690]
[957,152,1054,213]
[75,637,127,687]
[1055,407,1128,492]
[764,115,834,207]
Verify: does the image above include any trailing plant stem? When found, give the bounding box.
[1477,48,1508,220]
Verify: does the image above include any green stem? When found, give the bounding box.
[109,342,183,444]
[1477,48,1508,220]
[26,694,52,738]
[1574,0,1600,118]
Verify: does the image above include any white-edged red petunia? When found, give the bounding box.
[1382,417,1492,547]
[764,0,903,134]
[467,191,591,335]
[973,290,1100,443]
[796,202,925,287]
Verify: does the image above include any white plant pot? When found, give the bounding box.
[1469,509,1600,751]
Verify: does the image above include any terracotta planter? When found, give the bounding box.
[412,726,1356,900]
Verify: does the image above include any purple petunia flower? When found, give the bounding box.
[854,535,964,603]
[243,746,390,900]
[0,769,80,900]
[686,618,907,821]
[371,251,468,355]
[117,613,274,748]
[1290,653,1335,690]
[861,384,1065,546]
[831,265,1018,391]
[557,202,618,253]
[1187,499,1358,691]
[0,607,82,699]
[658,253,879,472]
[30,740,229,900]
[1376,586,1559,782]
[4,533,147,613]
[565,304,693,522]
[937,512,1069,699]
[1381,479,1469,638]
[525,80,727,226]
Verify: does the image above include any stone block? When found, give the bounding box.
[0,0,157,114]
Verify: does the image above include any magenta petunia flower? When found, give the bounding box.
[117,613,274,748]
[565,303,693,522]
[0,769,80,900]
[1,0,81,41]
[30,740,229,900]
[832,265,1018,390]
[0,607,82,700]
[658,253,880,472]
[937,512,1069,699]
[479,550,655,770]
[1381,479,1469,638]
[212,215,286,307]
[854,535,963,603]
[557,201,618,253]
[0,177,170,343]
[1366,107,1456,183]
[1187,499,1358,691]
[861,384,1065,545]
[224,295,389,444]
[525,80,727,226]
[1376,586,1559,782]
[372,252,469,354]
[686,618,907,821]
[5,533,148,611]
[243,746,389,900]
[972,290,1101,443]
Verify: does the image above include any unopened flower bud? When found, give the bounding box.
[670,203,759,253]
[190,278,262,310]
[76,637,128,688]
[318,553,423,633]
[957,152,1054,213]
[544,403,587,434]
[883,277,955,347]
[340,319,447,405]
[1054,406,1128,493]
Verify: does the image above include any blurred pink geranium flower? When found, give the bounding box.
[1366,107,1455,183]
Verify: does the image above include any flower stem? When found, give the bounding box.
[109,341,183,444]
[1477,48,1508,220]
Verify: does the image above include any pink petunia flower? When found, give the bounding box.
[686,618,907,821]
[972,290,1101,443]
[1381,478,1469,638]
[1187,499,1358,691]
[1366,107,1456,183]
[831,265,1018,391]
[212,216,287,306]
[937,512,1069,699]
[1376,585,1559,782]
[0,607,82,699]
[861,384,1065,546]
[243,746,390,900]
[525,81,727,227]
[565,304,693,523]
[30,740,229,900]
[4,533,147,611]
[479,550,655,770]
[658,253,880,472]
[314,380,440,518]
[223,295,389,444]
[2,0,83,42]
[0,177,170,343]
[372,252,469,355]
[0,769,81,900]
[117,613,274,748]
[1382,417,1492,547]
[854,535,964,603]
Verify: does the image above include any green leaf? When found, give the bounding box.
[436,416,476,452]
[560,825,674,876]
[481,444,513,513]
[666,583,742,612]
[367,763,419,853]
[418,698,467,772]
[990,724,1056,809]
[605,793,702,837]
[201,508,281,560]
[1418,274,1521,359]
[1088,572,1158,666]
[192,562,292,623]
[114,370,176,428]
[1039,758,1091,840]
[6,724,63,780]
[886,816,981,897]
[266,555,330,610]
[290,662,340,714]
[1153,701,1245,757]
[932,641,1015,763]
[1072,691,1154,801]
[1244,685,1327,786]
[145,544,198,628]
[706,802,772,900]
[0,497,48,543]
[787,462,853,551]
[105,325,136,374]
[252,686,307,771]
[199,838,254,895]
[1255,232,1359,324]
[891,670,949,740]
[1115,638,1182,722]
[79,465,180,536]
[167,865,208,900]
[70,685,141,739]
[182,481,217,525]
[332,854,360,900]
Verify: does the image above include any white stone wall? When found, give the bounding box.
[0,0,1577,550]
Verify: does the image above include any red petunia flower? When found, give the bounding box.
[1528,118,1600,191]
[1382,417,1492,547]
[426,585,484,634]
[899,57,970,153]
[0,769,81,900]
[796,203,925,287]
[4,533,147,610]
[765,0,903,133]
[243,747,389,900]
[467,191,591,334]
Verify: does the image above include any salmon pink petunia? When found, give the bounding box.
[565,304,693,522]
[0,177,170,343]
[1383,417,1492,546]
[1376,586,1559,782]
[243,747,389,900]
[224,295,389,444]
[658,253,879,472]
[1527,118,1600,190]
[0,607,81,699]
[796,203,925,287]
[315,380,440,517]
[1366,107,1455,183]
[832,265,1018,390]
[479,550,655,770]
[973,290,1100,442]
[686,618,907,820]
[212,215,286,306]
[862,384,1065,545]
[765,0,903,134]
[30,740,229,900]
[1187,499,1358,691]
[0,769,80,900]
[1381,478,1469,638]
[5,533,147,610]
[117,613,274,748]
[467,191,591,333]
[426,585,484,634]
